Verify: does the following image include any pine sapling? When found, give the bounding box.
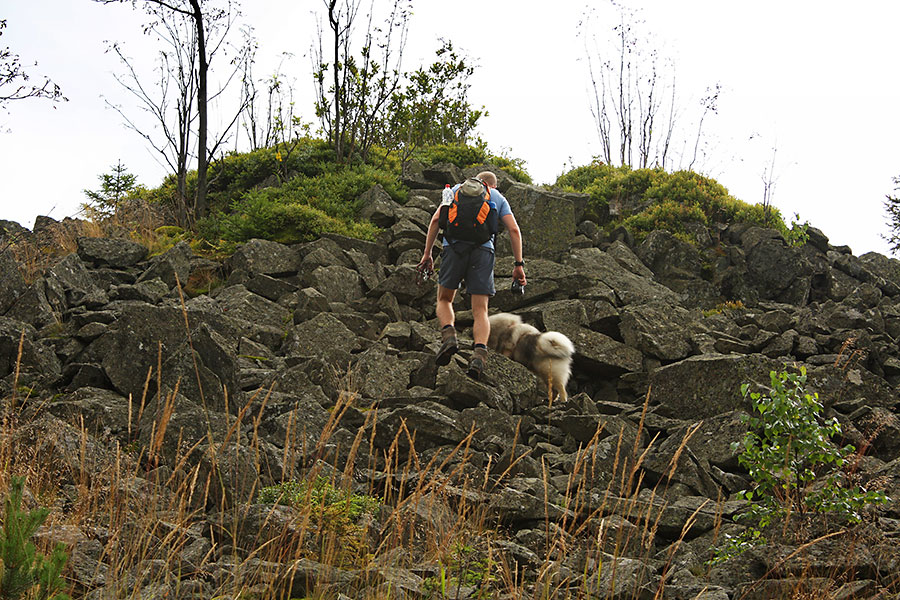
[0,477,70,600]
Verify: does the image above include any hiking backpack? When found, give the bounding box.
[438,178,499,244]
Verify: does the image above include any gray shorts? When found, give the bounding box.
[438,242,495,296]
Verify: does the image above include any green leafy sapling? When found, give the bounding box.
[711,368,888,564]
[0,477,70,600]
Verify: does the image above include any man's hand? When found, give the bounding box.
[418,253,434,272]
[513,264,526,286]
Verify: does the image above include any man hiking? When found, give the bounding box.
[417,171,526,379]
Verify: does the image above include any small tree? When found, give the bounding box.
[82,161,138,218]
[712,368,889,563]
[382,40,485,162]
[883,175,900,255]
[580,1,719,171]
[313,0,411,162]
[98,0,252,226]
[0,477,70,600]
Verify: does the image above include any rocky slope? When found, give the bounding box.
[1,164,899,599]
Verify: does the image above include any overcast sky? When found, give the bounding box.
[2,1,898,257]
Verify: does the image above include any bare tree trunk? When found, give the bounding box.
[327,0,343,161]
[190,0,208,222]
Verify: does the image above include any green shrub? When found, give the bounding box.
[207,138,338,208]
[207,193,379,245]
[712,368,889,563]
[259,477,381,567]
[412,143,532,183]
[623,199,708,242]
[414,143,490,169]
[555,163,664,223]
[259,477,380,522]
[554,162,791,241]
[0,477,70,600]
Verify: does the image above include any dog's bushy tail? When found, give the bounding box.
[536,332,575,359]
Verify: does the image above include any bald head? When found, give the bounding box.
[476,171,498,188]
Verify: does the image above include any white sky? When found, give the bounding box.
[1,1,898,256]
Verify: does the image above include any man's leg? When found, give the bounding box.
[435,285,458,366]
[470,294,490,345]
[467,293,490,380]
[436,285,457,328]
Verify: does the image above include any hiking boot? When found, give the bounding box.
[435,326,458,366]
[466,346,488,380]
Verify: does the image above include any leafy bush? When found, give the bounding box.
[554,162,790,242]
[414,143,490,169]
[735,368,887,525]
[206,138,337,207]
[205,193,379,245]
[198,159,399,244]
[623,199,708,242]
[0,477,70,600]
[413,143,532,184]
[713,368,889,563]
[259,477,380,522]
[258,476,381,567]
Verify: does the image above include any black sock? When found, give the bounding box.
[443,324,454,330]
[474,343,486,350]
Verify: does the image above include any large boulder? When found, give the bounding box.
[307,265,365,303]
[138,241,193,289]
[226,238,301,277]
[93,304,240,412]
[742,227,814,304]
[647,353,784,419]
[357,184,400,228]
[0,250,28,315]
[502,183,577,260]
[565,247,679,307]
[0,316,60,383]
[76,236,148,268]
[283,312,366,366]
[44,253,108,311]
[619,302,697,361]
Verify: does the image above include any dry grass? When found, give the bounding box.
[3,200,172,284]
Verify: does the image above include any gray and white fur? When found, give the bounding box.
[487,312,575,401]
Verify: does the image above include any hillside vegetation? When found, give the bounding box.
[96,140,793,258]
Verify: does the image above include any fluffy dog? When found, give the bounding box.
[487,313,575,401]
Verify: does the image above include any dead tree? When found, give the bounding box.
[98,0,251,225]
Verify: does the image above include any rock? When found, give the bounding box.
[648,354,784,419]
[76,236,148,267]
[5,282,57,329]
[0,316,61,383]
[0,250,28,315]
[109,278,170,304]
[283,312,365,366]
[374,401,467,451]
[226,238,301,276]
[350,341,416,399]
[503,183,577,259]
[138,241,193,289]
[562,326,643,375]
[565,247,679,306]
[95,304,240,412]
[357,184,400,228]
[422,161,464,186]
[619,302,696,361]
[45,253,108,311]
[308,265,365,303]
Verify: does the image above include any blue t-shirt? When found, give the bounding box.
[442,185,511,251]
